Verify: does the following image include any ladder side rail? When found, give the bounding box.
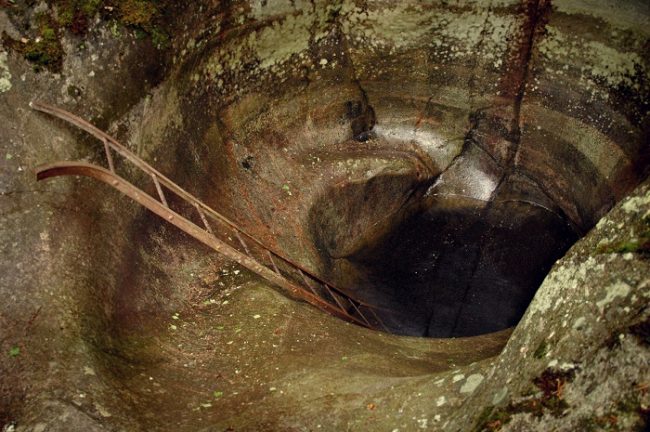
[35,161,370,328]
[31,102,243,232]
[31,102,266,259]
[31,102,389,322]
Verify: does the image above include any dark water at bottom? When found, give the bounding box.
[348,199,579,337]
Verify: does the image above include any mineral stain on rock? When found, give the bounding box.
[0,49,10,92]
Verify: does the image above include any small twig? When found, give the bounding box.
[26,306,43,329]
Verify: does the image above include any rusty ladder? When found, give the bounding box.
[32,101,389,331]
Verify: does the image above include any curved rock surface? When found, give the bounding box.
[1,1,648,431]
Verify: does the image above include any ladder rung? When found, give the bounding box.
[350,301,372,327]
[323,283,352,316]
[235,231,252,256]
[151,174,168,207]
[103,138,115,173]
[266,250,281,275]
[368,306,390,333]
[195,204,213,234]
[298,269,320,297]
[31,101,390,332]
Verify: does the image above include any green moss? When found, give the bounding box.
[53,0,104,35]
[116,0,170,48]
[2,0,173,71]
[597,238,650,255]
[576,417,600,432]
[597,217,650,255]
[20,12,65,72]
[150,26,170,48]
[533,340,548,359]
[133,27,148,39]
[81,0,103,16]
[472,406,499,432]
[119,0,157,28]
[472,368,576,431]
[57,8,75,27]
[487,410,512,428]
[472,406,514,432]
[541,394,570,416]
[41,27,56,40]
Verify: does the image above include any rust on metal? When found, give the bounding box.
[195,203,214,234]
[235,231,252,256]
[323,284,345,310]
[36,162,366,325]
[266,250,281,276]
[32,101,388,331]
[349,300,372,328]
[298,268,320,298]
[102,138,115,173]
[151,173,169,208]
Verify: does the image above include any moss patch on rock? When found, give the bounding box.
[1,0,172,72]
[55,0,104,35]
[2,11,64,72]
[596,215,650,255]
[473,368,577,431]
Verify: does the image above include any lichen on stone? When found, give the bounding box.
[539,25,646,90]
[254,13,311,70]
[461,374,485,394]
[0,49,11,93]
[595,280,632,312]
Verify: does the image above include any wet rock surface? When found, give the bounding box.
[1,0,649,431]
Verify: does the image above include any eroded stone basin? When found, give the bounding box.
[157,0,648,341]
[304,135,582,336]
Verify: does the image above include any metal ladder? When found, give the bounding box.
[32,101,388,331]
